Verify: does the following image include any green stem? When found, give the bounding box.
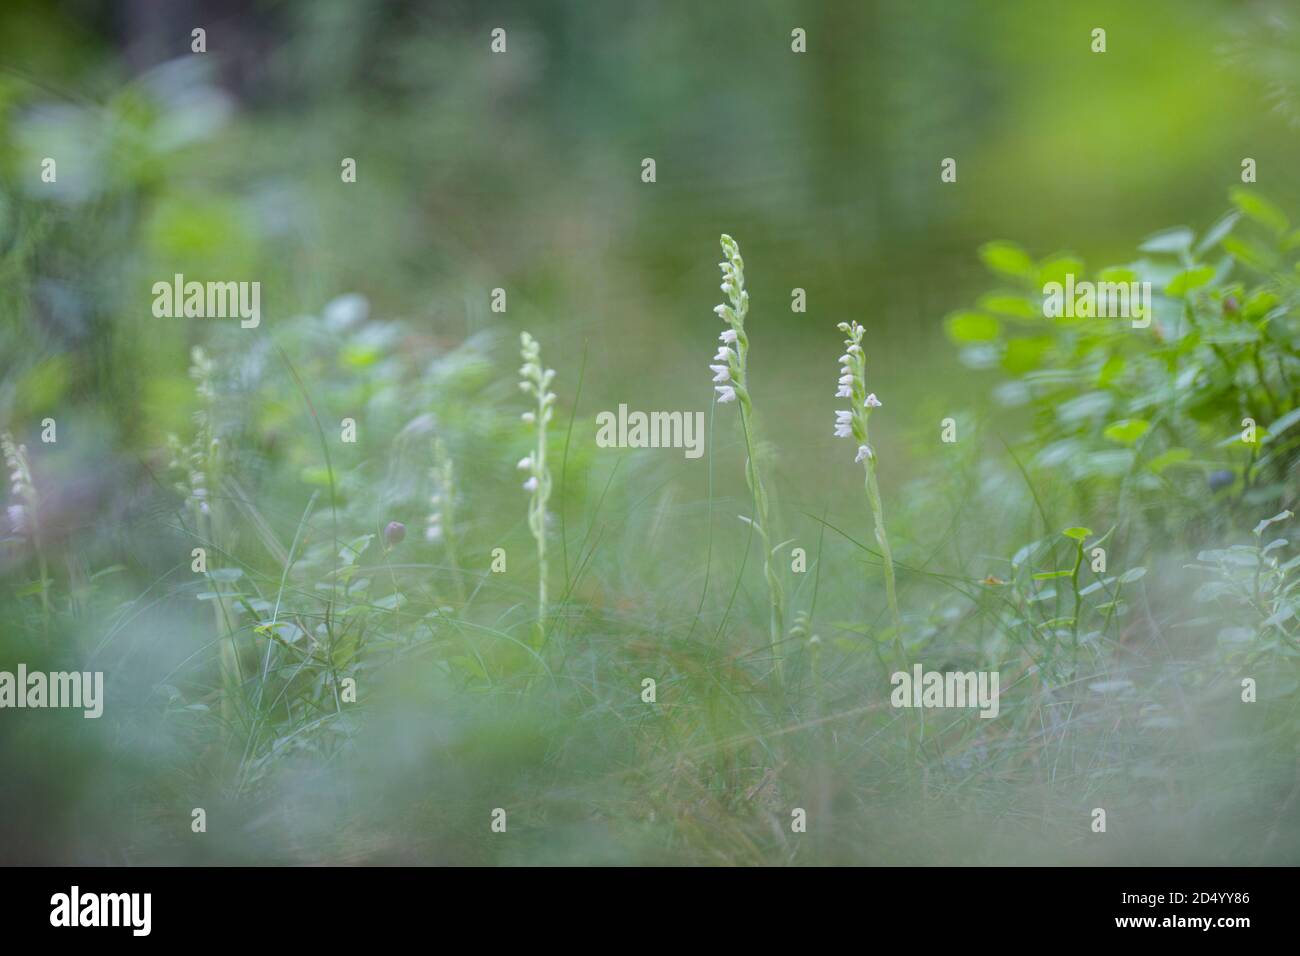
[862,458,902,666]
[532,394,549,650]
[444,508,467,606]
[36,545,50,633]
[738,396,784,682]
[1070,540,1084,660]
[29,499,50,632]
[202,508,241,737]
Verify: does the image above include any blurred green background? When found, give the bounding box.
[4,0,1296,456]
[1,0,1299,865]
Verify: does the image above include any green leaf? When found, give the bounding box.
[256,621,305,644]
[1164,266,1215,297]
[1097,265,1138,284]
[1012,539,1047,568]
[300,465,335,487]
[1063,526,1093,541]
[1264,603,1295,628]
[1139,227,1193,255]
[1221,235,1278,272]
[957,344,1001,370]
[1097,354,1126,387]
[340,344,381,368]
[977,293,1039,319]
[1196,211,1240,254]
[978,241,1035,279]
[1002,336,1052,374]
[1263,408,1300,445]
[332,632,360,669]
[17,356,70,413]
[1103,419,1150,446]
[1203,325,1260,345]
[449,655,488,681]
[1037,255,1085,290]
[1146,447,1191,474]
[340,534,374,566]
[944,311,1001,343]
[1033,569,1073,580]
[1073,450,1134,479]
[1244,289,1279,318]
[1057,391,1114,424]
[1253,510,1294,536]
[1230,188,1289,236]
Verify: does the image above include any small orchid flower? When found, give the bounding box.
[831,323,882,454]
[2,433,37,542]
[708,233,785,678]
[424,437,467,601]
[829,319,901,654]
[518,331,556,647]
[711,236,754,411]
[834,409,854,438]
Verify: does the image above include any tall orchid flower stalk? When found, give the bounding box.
[834,321,903,661]
[426,436,466,604]
[167,348,239,726]
[517,332,556,648]
[712,234,785,679]
[2,431,49,620]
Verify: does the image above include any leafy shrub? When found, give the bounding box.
[948,190,1300,545]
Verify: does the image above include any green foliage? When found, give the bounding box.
[1192,509,1300,669]
[2,2,1299,868]
[951,191,1300,542]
